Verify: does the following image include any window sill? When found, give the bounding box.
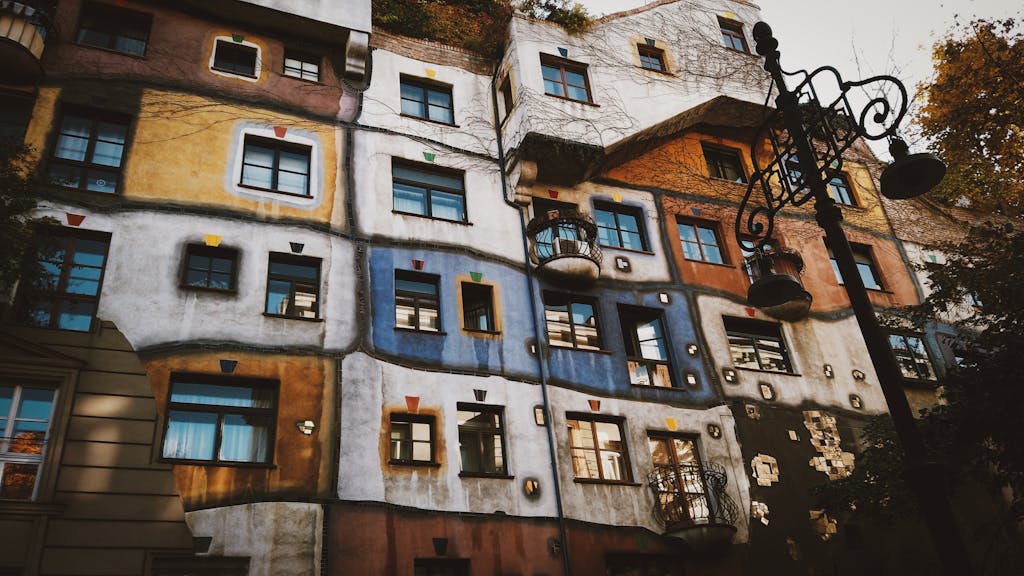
[399,113,459,128]
[681,258,735,269]
[72,41,148,59]
[459,472,513,479]
[160,458,277,469]
[395,326,447,336]
[463,328,502,337]
[736,366,801,377]
[389,460,441,467]
[238,183,312,200]
[392,210,472,226]
[211,66,259,80]
[548,344,611,355]
[180,284,238,295]
[638,66,674,76]
[263,313,323,322]
[572,478,640,487]
[543,93,599,107]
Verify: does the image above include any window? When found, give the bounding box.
[828,173,857,206]
[595,202,647,251]
[828,243,883,290]
[395,271,440,332]
[283,50,320,81]
[544,293,601,350]
[400,77,454,124]
[567,414,631,482]
[724,316,793,373]
[648,435,708,525]
[265,254,320,319]
[22,228,110,332]
[619,306,674,388]
[498,75,514,122]
[461,283,494,332]
[414,559,470,576]
[48,109,129,194]
[540,55,592,103]
[389,413,434,464]
[76,1,151,56]
[0,385,56,500]
[638,45,666,71]
[212,39,258,77]
[719,18,748,52]
[240,135,311,196]
[457,404,506,475]
[677,220,725,264]
[182,244,237,291]
[161,375,276,464]
[888,335,937,381]
[702,145,746,183]
[392,161,466,222]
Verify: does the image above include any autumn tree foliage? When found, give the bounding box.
[915,18,1024,215]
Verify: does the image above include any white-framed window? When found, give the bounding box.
[0,384,57,500]
[209,36,262,82]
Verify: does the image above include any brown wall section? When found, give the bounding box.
[144,352,336,510]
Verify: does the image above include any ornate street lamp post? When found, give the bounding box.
[736,22,968,574]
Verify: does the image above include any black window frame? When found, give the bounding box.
[456,403,507,476]
[460,282,496,333]
[400,76,455,125]
[676,218,727,264]
[0,383,58,501]
[47,107,131,194]
[212,39,258,78]
[827,173,857,206]
[264,253,320,320]
[240,135,312,197]
[389,413,436,465]
[160,373,278,466]
[498,75,514,123]
[718,18,749,53]
[391,160,467,222]
[395,270,442,333]
[19,227,111,333]
[540,54,593,103]
[702,144,747,183]
[647,433,709,526]
[75,1,152,56]
[181,244,239,292]
[828,242,884,290]
[594,201,648,251]
[637,44,666,72]
[724,316,794,373]
[566,413,632,483]
[543,292,602,351]
[619,305,676,388]
[888,334,938,381]
[283,49,320,82]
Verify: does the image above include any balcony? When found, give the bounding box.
[0,1,54,82]
[648,461,738,553]
[745,247,812,321]
[526,211,602,286]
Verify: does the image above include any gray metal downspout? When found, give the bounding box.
[491,64,573,576]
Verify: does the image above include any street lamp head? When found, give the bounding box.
[880,137,946,200]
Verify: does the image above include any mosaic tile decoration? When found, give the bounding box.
[809,509,838,541]
[751,500,770,526]
[803,410,855,480]
[751,453,780,486]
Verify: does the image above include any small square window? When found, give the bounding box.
[240,135,311,196]
[619,305,675,388]
[540,54,592,103]
[182,244,238,291]
[702,144,747,183]
[457,404,506,475]
[265,253,320,319]
[19,228,111,332]
[48,108,130,194]
[567,414,631,482]
[283,50,320,82]
[213,39,259,77]
[76,1,151,56]
[827,173,857,206]
[162,374,277,464]
[390,413,435,464]
[638,45,666,72]
[400,77,454,125]
[396,271,440,332]
[392,161,466,222]
[0,385,57,500]
[595,202,647,251]
[677,220,726,264]
[888,334,937,381]
[724,316,793,373]
[544,293,601,350]
[719,18,749,53]
[461,282,495,332]
[828,243,883,290]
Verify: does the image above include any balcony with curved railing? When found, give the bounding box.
[0,0,54,81]
[525,211,602,286]
[648,461,739,552]
[745,246,812,321]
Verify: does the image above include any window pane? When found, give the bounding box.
[541,65,561,82]
[393,166,463,191]
[220,414,270,462]
[567,85,589,101]
[55,133,89,161]
[241,164,274,189]
[544,79,565,97]
[171,382,271,408]
[729,335,759,369]
[243,145,275,168]
[163,410,217,460]
[396,277,437,296]
[57,300,96,331]
[278,149,309,174]
[430,190,465,221]
[276,171,309,195]
[393,183,428,215]
[85,168,119,193]
[15,389,54,421]
[703,245,723,264]
[270,261,317,280]
[0,463,39,500]
[266,279,291,315]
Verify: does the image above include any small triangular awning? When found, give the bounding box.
[0,330,84,368]
[518,95,772,186]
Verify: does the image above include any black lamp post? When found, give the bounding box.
[736,22,968,574]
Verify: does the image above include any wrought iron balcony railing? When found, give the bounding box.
[648,461,738,540]
[525,211,602,285]
[1,0,55,81]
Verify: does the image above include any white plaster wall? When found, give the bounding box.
[338,353,559,518]
[35,205,358,351]
[186,502,323,576]
[360,48,497,158]
[697,294,889,414]
[503,0,769,153]
[240,0,370,32]
[351,133,524,262]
